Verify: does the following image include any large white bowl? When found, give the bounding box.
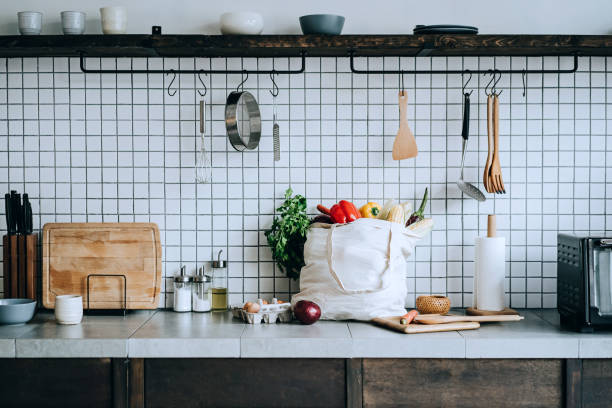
[220,12,263,35]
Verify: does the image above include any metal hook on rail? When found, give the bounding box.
[522,69,527,97]
[269,70,279,97]
[462,69,473,96]
[197,70,207,97]
[484,70,495,96]
[165,70,177,97]
[492,70,503,96]
[236,70,249,92]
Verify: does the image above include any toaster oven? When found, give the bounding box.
[558,234,612,332]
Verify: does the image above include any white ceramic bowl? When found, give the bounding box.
[220,12,263,35]
[55,295,83,325]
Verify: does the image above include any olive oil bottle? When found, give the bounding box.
[211,250,227,310]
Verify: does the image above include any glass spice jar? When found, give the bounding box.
[192,266,212,312]
[173,266,192,312]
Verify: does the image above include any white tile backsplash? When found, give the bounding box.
[0,56,609,308]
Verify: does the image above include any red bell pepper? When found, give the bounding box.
[329,200,361,224]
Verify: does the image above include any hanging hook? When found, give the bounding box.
[484,70,495,96]
[462,69,473,96]
[521,69,526,97]
[236,70,249,92]
[197,70,207,97]
[269,71,279,97]
[165,69,176,97]
[492,69,503,96]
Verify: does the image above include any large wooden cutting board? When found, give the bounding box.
[372,316,480,334]
[42,223,162,310]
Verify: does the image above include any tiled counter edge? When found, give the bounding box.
[2,310,612,358]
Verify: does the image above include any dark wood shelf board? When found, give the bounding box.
[0,34,611,58]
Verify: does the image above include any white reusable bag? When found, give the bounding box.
[292,217,431,320]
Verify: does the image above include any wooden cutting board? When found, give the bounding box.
[372,316,480,334]
[42,223,162,310]
[413,313,524,325]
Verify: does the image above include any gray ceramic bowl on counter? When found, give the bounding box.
[299,14,345,35]
[0,299,36,325]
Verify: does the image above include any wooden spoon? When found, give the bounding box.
[483,94,493,193]
[392,90,418,160]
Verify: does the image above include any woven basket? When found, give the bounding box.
[416,295,451,315]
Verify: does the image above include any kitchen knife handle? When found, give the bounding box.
[4,193,11,234]
[461,93,470,140]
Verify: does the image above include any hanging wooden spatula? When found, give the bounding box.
[392,90,418,160]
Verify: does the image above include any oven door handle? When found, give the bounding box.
[600,239,612,247]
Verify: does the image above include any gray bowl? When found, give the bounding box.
[299,14,345,35]
[0,299,36,325]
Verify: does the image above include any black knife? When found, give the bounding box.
[9,191,17,235]
[13,192,22,235]
[23,194,32,235]
[5,193,12,235]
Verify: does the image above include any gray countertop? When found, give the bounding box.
[0,309,610,359]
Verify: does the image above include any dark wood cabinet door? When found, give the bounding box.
[0,358,115,408]
[581,359,612,408]
[145,358,346,408]
[362,359,563,408]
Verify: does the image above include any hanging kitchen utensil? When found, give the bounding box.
[483,72,495,193]
[489,92,506,193]
[195,73,211,183]
[270,71,280,161]
[456,73,485,202]
[225,72,261,152]
[392,74,418,160]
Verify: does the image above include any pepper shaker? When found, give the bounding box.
[173,266,192,312]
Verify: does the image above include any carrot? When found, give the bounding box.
[317,204,331,215]
[400,309,418,325]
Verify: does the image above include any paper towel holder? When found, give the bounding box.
[487,214,496,237]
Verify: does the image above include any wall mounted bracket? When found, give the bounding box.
[79,50,306,75]
[349,51,579,75]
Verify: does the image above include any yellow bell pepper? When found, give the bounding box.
[359,202,381,218]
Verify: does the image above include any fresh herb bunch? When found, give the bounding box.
[265,188,310,280]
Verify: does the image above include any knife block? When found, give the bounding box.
[3,234,37,301]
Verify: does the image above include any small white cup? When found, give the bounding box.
[55,295,83,325]
[61,11,86,35]
[18,11,42,35]
[100,6,127,34]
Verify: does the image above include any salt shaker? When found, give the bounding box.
[211,250,228,311]
[192,266,212,312]
[173,266,192,312]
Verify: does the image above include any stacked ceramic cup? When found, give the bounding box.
[17,12,42,35]
[55,295,83,325]
[61,11,86,35]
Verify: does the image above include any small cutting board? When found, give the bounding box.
[42,223,162,310]
[413,313,524,325]
[372,316,480,334]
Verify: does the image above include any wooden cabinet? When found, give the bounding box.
[361,359,563,408]
[143,358,346,408]
[0,358,125,408]
[0,357,610,407]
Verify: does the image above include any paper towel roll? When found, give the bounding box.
[473,236,505,311]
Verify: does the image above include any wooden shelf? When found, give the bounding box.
[0,34,611,58]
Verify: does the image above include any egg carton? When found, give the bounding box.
[231,300,292,324]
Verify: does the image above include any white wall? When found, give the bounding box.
[1,0,611,35]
